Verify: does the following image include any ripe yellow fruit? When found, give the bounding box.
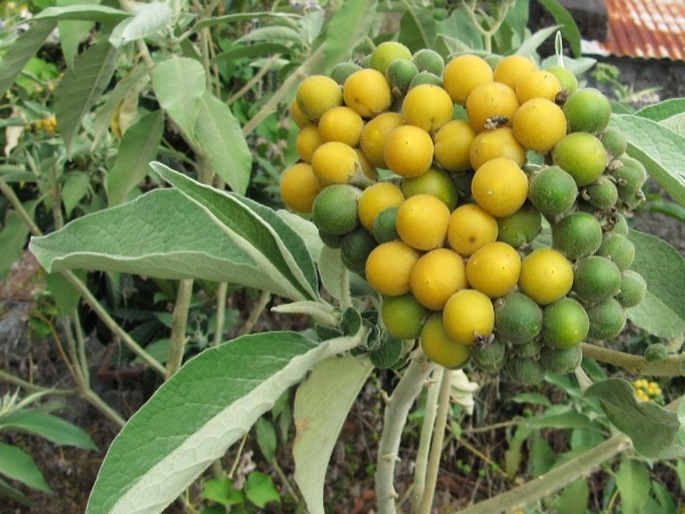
[318,106,364,146]
[384,125,434,178]
[359,112,404,168]
[365,240,420,296]
[355,148,377,181]
[465,241,521,298]
[296,75,343,122]
[469,127,526,170]
[466,82,519,133]
[279,162,321,213]
[443,54,494,105]
[343,68,392,118]
[434,120,476,173]
[295,124,323,163]
[515,69,562,103]
[396,194,450,251]
[311,141,361,185]
[289,99,310,128]
[447,203,498,256]
[518,248,573,305]
[410,248,467,310]
[493,55,537,89]
[443,289,495,345]
[357,181,405,231]
[512,98,567,153]
[401,84,454,133]
[421,315,471,368]
[471,157,529,217]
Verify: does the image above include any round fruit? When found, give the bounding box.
[466,241,522,298]
[466,82,519,132]
[515,69,562,103]
[385,59,419,98]
[539,345,582,374]
[434,120,476,173]
[447,203,499,256]
[401,166,459,210]
[296,75,343,122]
[644,344,668,363]
[396,194,451,251]
[381,293,428,340]
[289,99,310,128]
[572,255,622,302]
[318,106,364,146]
[494,291,543,345]
[413,48,445,76]
[496,204,542,248]
[296,124,323,163]
[311,184,360,235]
[518,248,574,305]
[402,84,454,133]
[358,181,405,231]
[356,148,377,181]
[512,98,567,153]
[552,211,603,260]
[563,87,611,133]
[370,41,412,74]
[471,337,507,372]
[365,240,420,296]
[552,132,608,186]
[343,68,392,118]
[510,339,543,359]
[493,55,537,89]
[330,61,362,85]
[384,125,435,178]
[311,141,363,185]
[545,65,579,94]
[600,127,627,160]
[373,206,400,243]
[596,233,635,271]
[528,165,579,217]
[584,176,619,210]
[340,227,378,273]
[410,248,467,310]
[542,297,589,349]
[616,269,647,308]
[505,356,546,385]
[613,155,648,199]
[443,54,494,105]
[409,72,443,89]
[469,127,526,171]
[359,112,404,168]
[471,157,529,217]
[608,212,629,236]
[420,315,471,369]
[279,162,321,213]
[586,297,626,340]
[443,289,495,345]
[319,229,344,249]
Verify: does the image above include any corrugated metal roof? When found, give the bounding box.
[601,0,685,60]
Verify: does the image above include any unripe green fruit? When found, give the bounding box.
[563,88,612,133]
[616,269,647,308]
[330,61,362,85]
[312,184,360,235]
[539,345,582,374]
[606,212,629,236]
[381,293,428,340]
[510,339,543,358]
[471,337,506,371]
[644,343,668,362]
[496,204,542,248]
[494,292,543,345]
[597,233,635,271]
[545,65,579,94]
[528,165,579,216]
[370,41,412,74]
[360,54,372,68]
[586,298,626,340]
[504,356,546,385]
[613,155,648,199]
[373,206,400,243]
[600,127,627,160]
[401,167,459,210]
[542,297,589,349]
[552,211,603,260]
[409,71,443,89]
[412,48,445,76]
[552,132,608,187]
[386,59,419,98]
[433,7,448,21]
[573,256,622,302]
[584,176,619,211]
[319,229,344,249]
[340,226,378,273]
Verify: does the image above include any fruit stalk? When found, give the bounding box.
[581,343,685,376]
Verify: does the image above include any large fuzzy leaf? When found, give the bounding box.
[109,2,172,48]
[323,0,377,69]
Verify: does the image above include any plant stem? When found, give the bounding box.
[581,343,685,376]
[376,351,436,514]
[271,300,340,329]
[453,433,632,514]
[82,388,126,427]
[227,53,283,106]
[0,370,78,396]
[213,282,229,346]
[239,290,272,336]
[410,367,442,514]
[417,369,452,514]
[0,178,41,234]
[166,278,194,378]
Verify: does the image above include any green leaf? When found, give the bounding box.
[237,26,304,47]
[0,443,51,493]
[555,478,589,514]
[530,433,555,477]
[611,114,685,207]
[54,40,119,155]
[585,378,682,459]
[660,112,685,137]
[317,245,346,302]
[0,411,97,450]
[627,229,685,338]
[615,460,650,514]
[0,201,36,281]
[201,478,243,506]
[151,57,205,147]
[634,98,685,122]
[57,0,98,71]
[61,172,91,217]
[45,271,83,315]
[652,480,677,514]
[109,2,172,48]
[244,471,280,508]
[293,354,372,514]
[106,109,165,206]
[323,0,377,69]
[276,210,322,264]
[193,12,303,31]
[86,331,362,514]
[527,409,601,432]
[34,4,129,22]
[516,24,560,58]
[537,0,581,56]
[255,417,277,465]
[192,91,252,195]
[0,476,31,506]
[399,6,435,53]
[212,43,293,64]
[0,20,57,97]
[511,392,552,407]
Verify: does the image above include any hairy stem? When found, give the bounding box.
[271,300,340,329]
[581,343,685,376]
[0,370,78,396]
[213,282,229,346]
[166,278,194,378]
[240,290,272,336]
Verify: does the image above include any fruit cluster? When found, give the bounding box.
[279,42,648,384]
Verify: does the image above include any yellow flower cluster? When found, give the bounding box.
[633,379,662,402]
